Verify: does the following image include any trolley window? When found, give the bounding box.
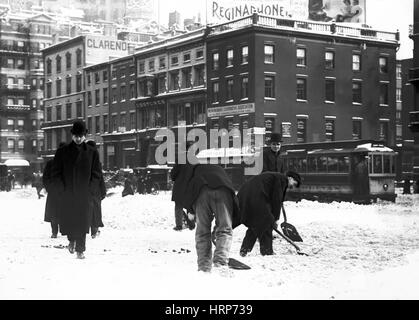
[338,156,350,173]
[383,155,393,174]
[327,156,338,173]
[318,156,327,173]
[307,157,317,172]
[372,154,383,174]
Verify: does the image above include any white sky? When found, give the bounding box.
[157,0,414,59]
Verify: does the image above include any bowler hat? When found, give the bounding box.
[270,132,282,143]
[70,120,87,135]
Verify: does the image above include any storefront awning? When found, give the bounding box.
[3,159,30,167]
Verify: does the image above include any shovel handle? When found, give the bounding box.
[273,227,301,252]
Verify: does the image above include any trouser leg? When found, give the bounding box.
[193,187,213,272]
[75,234,86,253]
[240,228,257,253]
[212,188,233,267]
[51,222,58,235]
[259,229,274,255]
[174,203,184,228]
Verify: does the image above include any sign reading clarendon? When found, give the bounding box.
[85,35,130,65]
[208,102,255,117]
[86,38,128,51]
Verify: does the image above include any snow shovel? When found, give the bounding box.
[273,226,309,256]
[280,204,303,242]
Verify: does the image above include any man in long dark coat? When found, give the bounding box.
[172,163,240,272]
[43,143,66,238]
[51,121,102,259]
[238,171,301,257]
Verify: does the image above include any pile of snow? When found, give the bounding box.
[0,186,418,299]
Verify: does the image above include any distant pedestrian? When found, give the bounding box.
[122,175,134,197]
[172,163,240,272]
[262,132,284,173]
[7,171,14,191]
[238,171,301,257]
[43,142,66,238]
[50,121,102,259]
[32,171,44,199]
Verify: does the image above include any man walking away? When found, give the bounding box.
[51,121,102,259]
[43,142,66,238]
[238,171,301,257]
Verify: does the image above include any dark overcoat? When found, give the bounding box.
[262,148,284,173]
[43,159,59,223]
[172,164,241,228]
[91,166,106,228]
[50,141,102,235]
[238,172,288,236]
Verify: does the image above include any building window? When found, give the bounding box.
[194,65,205,86]
[379,121,388,142]
[76,101,82,118]
[120,86,126,101]
[325,119,335,142]
[183,52,191,63]
[212,82,219,103]
[296,48,306,66]
[396,88,401,102]
[56,55,61,73]
[226,49,234,67]
[396,124,402,140]
[7,58,14,68]
[352,81,362,104]
[95,72,100,84]
[264,76,275,98]
[241,76,249,99]
[66,103,72,119]
[325,51,335,69]
[17,59,24,69]
[241,46,248,64]
[130,84,135,99]
[8,139,15,152]
[297,78,307,100]
[18,139,24,150]
[46,107,52,121]
[7,119,14,130]
[76,49,82,67]
[379,57,388,74]
[76,74,82,92]
[226,79,234,101]
[196,49,204,59]
[264,45,274,63]
[148,60,155,72]
[87,73,91,86]
[95,89,100,105]
[88,91,92,106]
[159,56,166,69]
[171,55,179,67]
[103,114,109,133]
[95,115,100,134]
[380,82,389,105]
[212,52,219,70]
[169,71,180,90]
[66,52,71,69]
[130,112,136,130]
[182,68,192,88]
[139,61,145,73]
[56,79,61,96]
[103,70,108,81]
[56,105,61,121]
[112,115,117,132]
[66,77,71,94]
[112,88,117,102]
[297,118,307,143]
[352,120,362,140]
[32,99,37,108]
[353,54,361,71]
[46,58,51,74]
[325,79,335,102]
[103,88,108,104]
[158,74,167,93]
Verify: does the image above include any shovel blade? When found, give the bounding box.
[281,222,303,242]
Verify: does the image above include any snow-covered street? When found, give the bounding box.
[0,187,418,300]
